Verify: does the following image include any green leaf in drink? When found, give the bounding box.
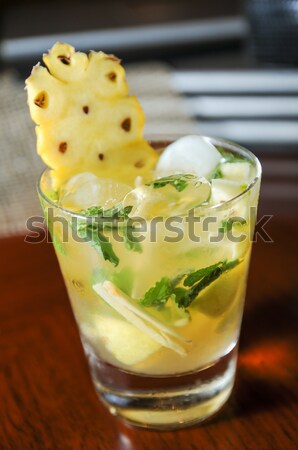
[140,277,173,307]
[183,261,225,287]
[73,204,139,266]
[146,174,197,192]
[219,217,247,234]
[140,259,241,311]
[217,146,247,163]
[77,221,119,266]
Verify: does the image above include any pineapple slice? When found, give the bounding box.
[26,42,157,187]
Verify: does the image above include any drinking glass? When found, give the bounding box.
[38,137,261,429]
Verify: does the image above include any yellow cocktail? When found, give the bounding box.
[27,43,261,428]
[38,137,261,428]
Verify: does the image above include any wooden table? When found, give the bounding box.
[0,173,297,450]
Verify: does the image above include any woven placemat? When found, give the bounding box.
[0,63,198,237]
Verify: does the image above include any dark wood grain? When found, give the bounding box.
[0,192,297,450]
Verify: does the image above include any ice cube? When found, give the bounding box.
[123,185,170,218]
[211,179,244,205]
[220,162,251,182]
[123,176,211,218]
[211,179,248,219]
[155,135,222,178]
[59,172,132,211]
[176,176,211,212]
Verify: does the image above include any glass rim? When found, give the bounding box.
[37,135,262,220]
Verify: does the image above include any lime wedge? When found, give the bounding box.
[193,265,242,317]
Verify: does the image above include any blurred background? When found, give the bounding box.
[0,0,298,236]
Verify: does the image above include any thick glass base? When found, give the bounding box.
[84,343,237,429]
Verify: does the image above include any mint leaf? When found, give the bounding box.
[140,277,173,307]
[80,205,104,216]
[184,261,225,287]
[121,226,143,253]
[217,146,246,163]
[103,204,133,219]
[222,259,240,271]
[77,222,119,266]
[80,204,132,219]
[139,259,241,311]
[178,267,223,308]
[176,259,240,308]
[146,174,196,192]
[219,217,247,234]
[210,165,223,179]
[172,287,188,304]
[75,204,137,264]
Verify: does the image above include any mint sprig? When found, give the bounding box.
[178,260,241,308]
[76,221,119,266]
[73,204,139,266]
[140,277,173,307]
[139,259,241,309]
[178,266,223,308]
[183,261,224,287]
[80,204,132,220]
[146,174,197,192]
